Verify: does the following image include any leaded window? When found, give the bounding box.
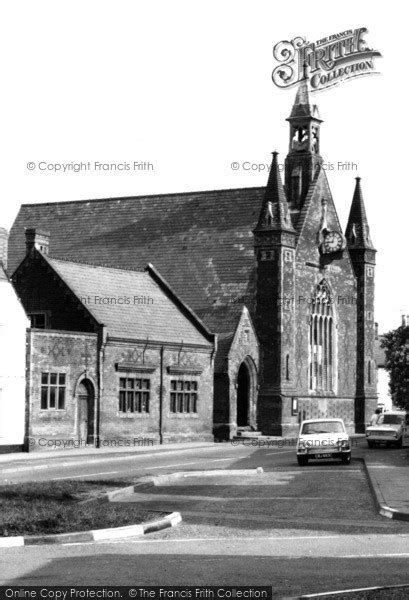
[119,378,150,413]
[170,380,198,413]
[308,281,335,392]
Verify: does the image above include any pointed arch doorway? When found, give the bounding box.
[237,362,250,427]
[77,379,95,444]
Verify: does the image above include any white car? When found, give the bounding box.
[296,418,351,466]
[366,411,406,448]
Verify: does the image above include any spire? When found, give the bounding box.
[289,66,321,120]
[255,152,295,232]
[345,177,375,249]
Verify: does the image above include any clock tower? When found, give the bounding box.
[284,68,323,210]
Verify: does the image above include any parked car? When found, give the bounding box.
[366,411,406,448]
[296,418,351,466]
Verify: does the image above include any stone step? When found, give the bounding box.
[234,431,262,438]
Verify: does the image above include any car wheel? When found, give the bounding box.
[341,455,351,465]
[367,441,375,448]
[396,437,403,449]
[297,456,308,466]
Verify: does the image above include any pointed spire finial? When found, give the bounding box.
[288,73,321,121]
[345,177,375,250]
[302,61,309,81]
[254,151,296,233]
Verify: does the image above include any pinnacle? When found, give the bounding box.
[255,152,296,233]
[345,177,375,250]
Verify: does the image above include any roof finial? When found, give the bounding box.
[302,61,309,81]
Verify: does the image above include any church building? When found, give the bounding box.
[8,76,377,445]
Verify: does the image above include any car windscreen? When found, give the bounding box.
[380,415,404,425]
[301,421,344,434]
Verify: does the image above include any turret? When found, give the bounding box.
[284,69,323,210]
[253,152,297,434]
[346,177,377,431]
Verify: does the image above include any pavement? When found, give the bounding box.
[363,445,409,520]
[0,440,216,463]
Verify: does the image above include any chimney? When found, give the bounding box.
[0,227,8,270]
[402,315,408,327]
[25,228,50,255]
[374,322,379,340]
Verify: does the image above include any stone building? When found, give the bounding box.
[8,76,377,441]
[12,234,215,448]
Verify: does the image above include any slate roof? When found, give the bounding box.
[9,187,266,334]
[39,254,213,346]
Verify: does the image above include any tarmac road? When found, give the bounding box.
[1,440,409,596]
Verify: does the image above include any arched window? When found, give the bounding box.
[308,280,335,392]
[286,354,290,381]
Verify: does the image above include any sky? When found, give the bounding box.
[1,1,407,332]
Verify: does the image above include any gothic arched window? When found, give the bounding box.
[308,280,335,392]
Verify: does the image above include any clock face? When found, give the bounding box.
[323,231,343,253]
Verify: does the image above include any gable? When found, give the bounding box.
[295,169,356,282]
[228,306,259,361]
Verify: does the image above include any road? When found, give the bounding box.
[1,440,409,596]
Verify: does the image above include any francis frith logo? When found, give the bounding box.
[272,27,382,91]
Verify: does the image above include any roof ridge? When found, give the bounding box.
[47,254,146,274]
[20,186,266,208]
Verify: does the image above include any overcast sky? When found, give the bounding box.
[1,1,406,332]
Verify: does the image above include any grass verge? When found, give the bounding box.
[0,479,164,537]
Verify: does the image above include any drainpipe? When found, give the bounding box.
[96,324,107,449]
[159,345,164,444]
[24,328,32,452]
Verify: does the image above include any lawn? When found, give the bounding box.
[0,479,165,537]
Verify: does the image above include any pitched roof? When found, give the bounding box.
[39,253,213,346]
[255,152,296,233]
[345,177,375,250]
[9,187,265,335]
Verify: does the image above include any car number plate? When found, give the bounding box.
[315,453,332,458]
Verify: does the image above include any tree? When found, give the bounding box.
[380,326,409,411]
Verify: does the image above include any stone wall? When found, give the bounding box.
[27,329,98,450]
[100,341,214,444]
